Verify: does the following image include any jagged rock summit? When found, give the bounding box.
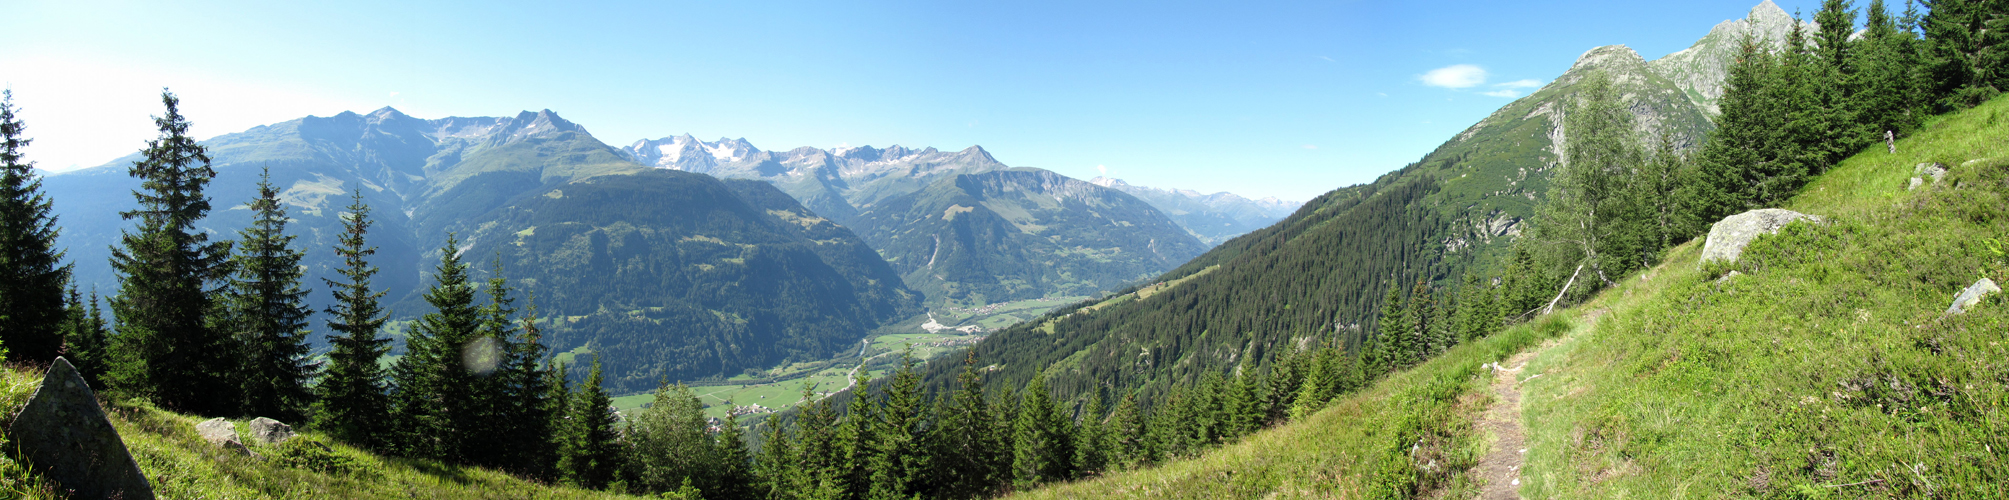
[6,357,153,500]
[1648,0,1804,115]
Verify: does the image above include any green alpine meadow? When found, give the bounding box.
[0,0,2004,498]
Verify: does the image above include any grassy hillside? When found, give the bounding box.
[0,365,633,499]
[1011,86,2009,500]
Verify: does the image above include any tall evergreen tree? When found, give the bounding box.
[466,258,518,470]
[1072,393,1109,478]
[389,234,484,461]
[0,90,71,364]
[1010,372,1073,490]
[1856,0,1929,138]
[756,415,796,500]
[836,369,878,499]
[714,412,757,500]
[1288,345,1335,421]
[59,287,110,388]
[106,89,236,415]
[1372,283,1407,373]
[314,191,392,450]
[228,167,318,421]
[867,348,926,500]
[1104,393,1146,471]
[787,384,846,500]
[502,292,557,476]
[928,352,1005,498]
[558,356,622,489]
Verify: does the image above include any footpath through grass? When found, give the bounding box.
[1515,95,2009,498]
[1011,313,1577,499]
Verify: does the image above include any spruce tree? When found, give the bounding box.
[1372,284,1407,373]
[106,89,236,415]
[714,412,756,500]
[787,384,845,499]
[0,90,71,364]
[1072,393,1108,478]
[929,352,1004,498]
[59,287,110,388]
[1011,373,1072,490]
[389,234,483,461]
[228,167,318,422]
[1104,393,1146,471]
[314,191,392,450]
[1693,36,1785,223]
[836,369,877,498]
[466,259,518,470]
[503,292,556,476]
[867,348,926,500]
[1288,346,1334,421]
[558,356,622,489]
[756,416,796,500]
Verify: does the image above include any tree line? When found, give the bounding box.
[1504,0,2002,313]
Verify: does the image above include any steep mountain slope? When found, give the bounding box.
[626,136,1214,306]
[450,170,918,391]
[1014,89,2009,500]
[847,168,1207,307]
[44,108,920,392]
[1088,176,1302,246]
[912,0,1804,421]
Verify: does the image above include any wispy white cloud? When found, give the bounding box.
[1318,55,1335,62]
[1096,164,1107,175]
[1493,79,1543,89]
[1419,64,1487,89]
[1481,90,1522,98]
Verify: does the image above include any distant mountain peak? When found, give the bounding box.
[1648,0,1809,115]
[1570,45,1647,74]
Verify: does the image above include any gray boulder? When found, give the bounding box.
[246,417,294,445]
[1699,208,1823,265]
[5,357,153,500]
[195,418,254,457]
[1909,162,1948,190]
[1946,278,2001,316]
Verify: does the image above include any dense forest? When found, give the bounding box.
[0,0,2005,498]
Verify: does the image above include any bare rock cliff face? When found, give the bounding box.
[1647,0,1804,115]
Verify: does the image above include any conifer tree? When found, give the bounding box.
[1009,373,1063,490]
[558,356,622,489]
[0,90,71,364]
[1288,346,1334,421]
[1072,393,1108,478]
[60,287,110,388]
[1404,281,1435,363]
[389,234,483,461]
[787,384,845,499]
[315,191,391,450]
[756,416,796,500]
[1372,284,1407,373]
[466,259,518,469]
[714,412,756,500]
[228,167,317,422]
[1104,394,1146,471]
[503,292,556,476]
[867,348,926,500]
[1694,36,1786,223]
[106,89,236,415]
[837,369,878,498]
[1221,367,1259,438]
[1856,0,1928,138]
[1634,134,1691,258]
[929,352,1005,498]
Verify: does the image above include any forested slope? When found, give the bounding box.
[1012,72,2009,500]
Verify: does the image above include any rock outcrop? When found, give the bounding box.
[5,357,153,500]
[1910,162,1948,190]
[1700,208,1823,264]
[247,417,295,445]
[195,417,255,457]
[1946,278,2001,315]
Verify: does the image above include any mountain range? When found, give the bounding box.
[918,1,1802,405]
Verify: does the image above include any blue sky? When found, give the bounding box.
[2,0,1833,202]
